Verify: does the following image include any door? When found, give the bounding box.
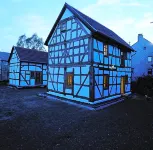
[121,76,125,94]
[35,72,42,85]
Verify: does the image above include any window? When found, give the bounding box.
[148,69,152,75]
[104,44,108,56]
[132,68,134,74]
[125,75,128,84]
[66,73,73,88]
[123,52,127,59]
[104,75,109,89]
[121,51,126,67]
[60,22,67,32]
[31,71,35,78]
[148,56,152,62]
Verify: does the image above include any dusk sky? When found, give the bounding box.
[0,0,153,52]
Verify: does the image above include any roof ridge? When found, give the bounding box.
[65,3,133,51]
[66,3,114,33]
[15,46,47,53]
[45,3,134,51]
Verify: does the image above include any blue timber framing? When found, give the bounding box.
[45,3,133,104]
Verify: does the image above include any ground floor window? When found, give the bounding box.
[66,73,73,88]
[104,74,109,89]
[148,69,152,75]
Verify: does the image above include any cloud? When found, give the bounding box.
[16,14,52,41]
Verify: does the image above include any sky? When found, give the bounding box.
[0,0,153,52]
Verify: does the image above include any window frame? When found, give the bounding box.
[65,72,74,89]
[104,43,108,56]
[60,21,67,33]
[103,74,109,89]
[120,50,126,67]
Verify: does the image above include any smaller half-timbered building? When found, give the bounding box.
[8,46,48,88]
[45,3,134,104]
[0,52,10,81]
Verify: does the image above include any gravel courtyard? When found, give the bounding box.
[0,85,153,150]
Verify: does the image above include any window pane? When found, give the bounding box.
[148,57,152,62]
[104,44,108,56]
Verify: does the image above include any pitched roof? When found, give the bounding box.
[8,46,48,64]
[0,52,10,61]
[45,3,134,52]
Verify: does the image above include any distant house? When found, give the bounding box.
[8,46,48,88]
[45,3,134,104]
[132,34,153,80]
[0,52,10,81]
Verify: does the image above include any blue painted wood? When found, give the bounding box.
[46,4,132,103]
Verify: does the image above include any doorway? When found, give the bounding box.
[121,76,125,94]
[35,72,42,85]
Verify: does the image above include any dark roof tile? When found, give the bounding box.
[11,47,48,64]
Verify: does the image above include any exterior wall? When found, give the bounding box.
[0,60,9,81]
[9,49,20,86]
[20,62,47,87]
[132,34,153,81]
[47,8,132,103]
[93,38,131,102]
[47,8,92,103]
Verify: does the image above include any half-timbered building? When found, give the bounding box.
[0,52,10,81]
[45,3,134,104]
[8,46,48,88]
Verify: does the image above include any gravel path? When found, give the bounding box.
[0,85,153,150]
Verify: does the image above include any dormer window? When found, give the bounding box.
[60,22,67,32]
[104,44,108,56]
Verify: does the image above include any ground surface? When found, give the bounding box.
[0,86,153,150]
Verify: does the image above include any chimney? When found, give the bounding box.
[138,34,143,42]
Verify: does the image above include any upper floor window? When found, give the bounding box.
[148,56,152,62]
[121,51,127,59]
[104,75,109,89]
[104,44,108,56]
[120,51,127,67]
[60,22,67,32]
